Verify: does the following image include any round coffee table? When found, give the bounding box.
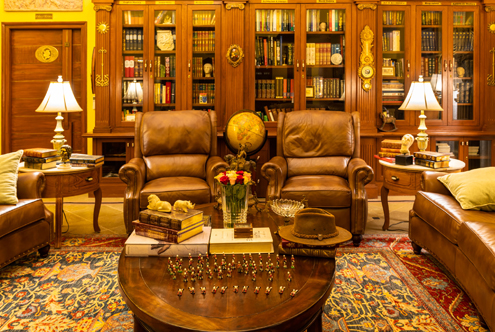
[118,204,336,332]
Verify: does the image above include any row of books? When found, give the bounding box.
[123,29,143,51]
[122,109,140,122]
[257,108,294,122]
[256,79,294,99]
[155,11,176,25]
[154,82,176,104]
[123,11,144,25]
[255,9,295,32]
[421,11,441,26]
[123,56,143,78]
[382,30,401,52]
[420,56,441,78]
[255,36,294,66]
[383,58,405,78]
[306,42,342,66]
[421,30,441,52]
[383,11,404,26]
[455,81,473,104]
[193,11,215,26]
[414,151,450,169]
[453,12,473,26]
[192,57,215,78]
[455,59,473,78]
[382,80,404,101]
[154,55,177,78]
[453,30,474,52]
[308,77,345,99]
[69,154,104,168]
[193,83,215,104]
[306,9,345,32]
[193,31,215,52]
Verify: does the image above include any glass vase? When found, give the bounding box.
[221,184,249,228]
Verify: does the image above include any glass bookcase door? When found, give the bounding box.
[449,9,478,125]
[302,5,349,113]
[417,7,447,127]
[187,6,221,111]
[466,140,491,169]
[253,6,298,122]
[377,8,410,125]
[434,139,459,160]
[151,7,180,111]
[119,8,148,125]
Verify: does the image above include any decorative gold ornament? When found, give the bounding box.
[488,48,495,87]
[95,47,109,87]
[358,25,375,92]
[226,44,244,68]
[488,22,495,34]
[357,4,377,10]
[226,3,245,9]
[485,6,495,12]
[94,5,112,12]
[35,45,59,63]
[96,22,110,34]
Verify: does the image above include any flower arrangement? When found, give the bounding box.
[215,171,253,227]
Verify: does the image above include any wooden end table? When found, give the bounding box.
[19,163,103,249]
[118,204,336,332]
[379,159,465,231]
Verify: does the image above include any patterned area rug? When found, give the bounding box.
[0,234,488,331]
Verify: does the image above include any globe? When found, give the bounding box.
[224,110,267,156]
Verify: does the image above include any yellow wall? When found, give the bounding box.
[0,0,96,154]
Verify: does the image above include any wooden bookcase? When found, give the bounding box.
[89,0,495,197]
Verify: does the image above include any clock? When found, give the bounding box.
[361,65,374,79]
[330,53,343,65]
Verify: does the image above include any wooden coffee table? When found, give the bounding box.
[118,204,336,332]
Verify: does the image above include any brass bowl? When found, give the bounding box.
[270,199,305,222]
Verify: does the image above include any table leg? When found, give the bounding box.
[381,185,390,231]
[55,197,63,249]
[307,310,323,332]
[93,187,102,233]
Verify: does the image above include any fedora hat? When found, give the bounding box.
[278,208,351,246]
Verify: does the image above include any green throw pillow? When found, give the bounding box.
[438,167,495,211]
[0,150,24,205]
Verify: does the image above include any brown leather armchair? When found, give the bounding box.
[119,111,228,234]
[0,172,53,269]
[261,111,374,246]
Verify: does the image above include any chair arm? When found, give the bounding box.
[421,171,452,196]
[206,156,229,200]
[347,158,374,235]
[261,156,288,200]
[17,172,45,199]
[119,158,147,234]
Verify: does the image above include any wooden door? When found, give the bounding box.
[1,23,87,154]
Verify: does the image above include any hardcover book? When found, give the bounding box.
[70,154,104,163]
[23,161,57,170]
[133,219,204,243]
[125,227,211,257]
[413,151,450,162]
[22,155,61,163]
[23,148,58,158]
[414,159,450,169]
[278,243,337,258]
[209,227,274,254]
[138,209,204,230]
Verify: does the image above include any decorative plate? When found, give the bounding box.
[331,53,343,65]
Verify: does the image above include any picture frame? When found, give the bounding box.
[306,86,314,98]
[226,44,244,68]
[382,66,395,77]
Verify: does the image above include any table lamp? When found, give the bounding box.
[399,75,443,152]
[35,76,83,154]
[125,80,143,114]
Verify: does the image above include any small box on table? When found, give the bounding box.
[234,223,253,238]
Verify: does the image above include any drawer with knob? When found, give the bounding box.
[383,167,417,190]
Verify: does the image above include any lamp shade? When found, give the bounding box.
[399,76,443,112]
[125,80,143,102]
[35,76,82,113]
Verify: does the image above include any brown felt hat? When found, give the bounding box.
[278,208,352,246]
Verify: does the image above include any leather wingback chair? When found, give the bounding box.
[119,111,228,234]
[261,111,374,246]
[0,172,53,269]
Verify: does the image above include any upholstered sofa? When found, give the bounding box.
[0,172,53,269]
[409,171,495,330]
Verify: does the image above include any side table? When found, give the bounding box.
[19,164,103,248]
[379,159,465,231]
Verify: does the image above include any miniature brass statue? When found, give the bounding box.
[173,200,195,213]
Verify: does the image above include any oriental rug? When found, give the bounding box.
[0,234,487,332]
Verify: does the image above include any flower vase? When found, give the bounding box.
[221,184,249,228]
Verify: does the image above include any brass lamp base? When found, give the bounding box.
[51,112,67,155]
[57,163,72,169]
[416,110,429,152]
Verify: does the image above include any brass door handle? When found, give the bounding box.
[302,62,305,69]
[296,59,299,72]
[189,60,191,72]
[391,176,399,181]
[86,177,93,182]
[149,61,152,72]
[407,59,410,71]
[449,60,453,71]
[444,60,448,72]
[144,60,147,72]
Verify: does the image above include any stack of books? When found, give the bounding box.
[468,145,479,156]
[133,209,205,244]
[378,139,402,158]
[209,227,273,254]
[414,151,450,168]
[69,154,104,168]
[22,148,59,169]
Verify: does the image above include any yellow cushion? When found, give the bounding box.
[0,150,24,205]
[438,167,495,212]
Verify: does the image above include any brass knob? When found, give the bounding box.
[86,177,93,182]
[391,176,399,181]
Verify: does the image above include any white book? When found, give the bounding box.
[209,227,274,254]
[125,227,211,257]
